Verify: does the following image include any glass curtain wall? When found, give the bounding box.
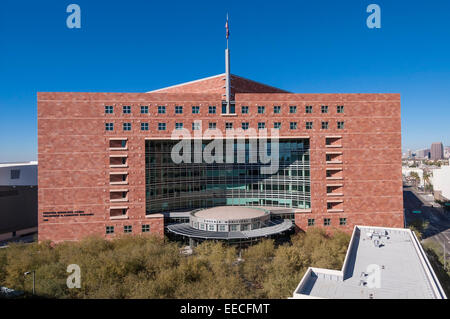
[145,139,310,214]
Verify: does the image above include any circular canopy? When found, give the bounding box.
[194,206,266,221]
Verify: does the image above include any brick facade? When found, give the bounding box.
[38,75,403,242]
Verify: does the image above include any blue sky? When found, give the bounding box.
[0,0,449,162]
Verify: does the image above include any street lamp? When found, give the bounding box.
[444,241,450,272]
[24,270,35,295]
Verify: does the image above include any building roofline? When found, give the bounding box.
[146,73,225,93]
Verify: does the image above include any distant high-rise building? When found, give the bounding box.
[416,148,430,159]
[444,146,450,159]
[430,142,444,160]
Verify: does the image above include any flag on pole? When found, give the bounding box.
[225,14,229,39]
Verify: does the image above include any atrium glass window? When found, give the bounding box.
[145,138,311,214]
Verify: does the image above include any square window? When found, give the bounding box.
[258,122,266,130]
[175,122,183,130]
[124,225,132,233]
[340,218,347,226]
[289,106,297,114]
[106,226,114,234]
[10,170,20,180]
[306,121,313,130]
[105,106,113,114]
[337,121,345,129]
[305,105,313,113]
[175,106,183,114]
[242,122,249,130]
[321,121,329,129]
[258,106,265,114]
[274,122,281,129]
[274,106,281,114]
[209,106,216,114]
[158,123,166,131]
[241,106,249,114]
[141,122,149,131]
[192,106,199,114]
[123,106,131,114]
[337,105,344,113]
[142,224,150,233]
[324,218,331,226]
[123,122,131,131]
[192,122,200,130]
[308,218,315,226]
[290,122,297,130]
[140,106,148,114]
[105,123,114,131]
[225,122,233,130]
[158,106,166,114]
[209,122,217,129]
[321,105,328,113]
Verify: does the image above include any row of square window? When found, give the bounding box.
[105,224,150,234]
[105,219,346,232]
[106,121,345,131]
[105,105,345,115]
[308,218,347,226]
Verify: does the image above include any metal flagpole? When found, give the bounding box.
[225,13,230,114]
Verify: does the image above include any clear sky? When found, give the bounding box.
[0,0,449,162]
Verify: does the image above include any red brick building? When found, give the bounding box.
[38,73,403,242]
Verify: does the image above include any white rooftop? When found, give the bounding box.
[291,226,447,299]
[0,161,37,168]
